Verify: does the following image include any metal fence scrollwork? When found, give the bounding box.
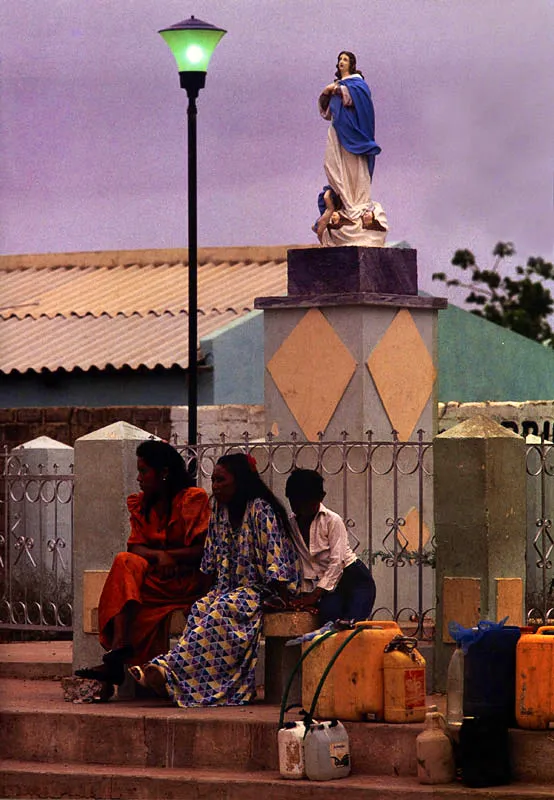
[3,429,552,639]
[180,429,437,640]
[526,437,554,627]
[0,446,74,631]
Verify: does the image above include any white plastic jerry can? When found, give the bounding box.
[416,705,455,785]
[304,720,351,781]
[278,721,306,779]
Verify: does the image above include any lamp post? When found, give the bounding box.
[159,15,226,451]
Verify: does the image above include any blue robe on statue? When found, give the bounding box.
[329,76,381,178]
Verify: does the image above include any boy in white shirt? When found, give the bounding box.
[285,469,376,624]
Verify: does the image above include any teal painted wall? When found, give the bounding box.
[197,303,554,405]
[202,302,554,405]
[1,366,214,408]
[200,310,265,405]
[437,303,554,402]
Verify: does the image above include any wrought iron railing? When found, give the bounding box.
[0,446,74,631]
[525,437,554,627]
[2,430,553,637]
[178,430,436,639]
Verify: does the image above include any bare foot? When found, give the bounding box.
[144,664,170,698]
[129,663,169,698]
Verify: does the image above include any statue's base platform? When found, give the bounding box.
[287,245,418,296]
[255,292,446,310]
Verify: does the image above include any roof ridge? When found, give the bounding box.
[0,245,309,271]
[0,309,192,321]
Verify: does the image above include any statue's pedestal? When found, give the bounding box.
[255,247,446,445]
[256,246,447,665]
[287,246,417,296]
[254,247,446,607]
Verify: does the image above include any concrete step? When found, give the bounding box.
[0,641,71,680]
[2,677,554,786]
[0,678,420,777]
[2,761,554,800]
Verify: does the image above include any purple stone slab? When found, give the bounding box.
[287,246,418,296]
[255,292,447,310]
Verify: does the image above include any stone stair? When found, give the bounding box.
[2,643,554,799]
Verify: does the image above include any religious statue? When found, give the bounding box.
[313,51,388,247]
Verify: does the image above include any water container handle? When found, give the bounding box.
[536,626,554,636]
[384,634,418,653]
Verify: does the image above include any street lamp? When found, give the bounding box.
[159,15,226,451]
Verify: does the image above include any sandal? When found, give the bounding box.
[129,664,169,698]
[128,665,148,688]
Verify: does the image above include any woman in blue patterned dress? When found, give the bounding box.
[130,453,299,707]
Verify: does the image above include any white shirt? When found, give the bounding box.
[289,503,358,593]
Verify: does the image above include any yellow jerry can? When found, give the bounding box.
[516,625,554,729]
[302,620,401,722]
[383,634,426,723]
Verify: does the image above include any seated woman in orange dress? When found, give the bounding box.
[75,440,211,699]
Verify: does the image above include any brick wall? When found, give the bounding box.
[0,407,172,450]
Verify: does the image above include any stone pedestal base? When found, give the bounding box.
[287,246,418,296]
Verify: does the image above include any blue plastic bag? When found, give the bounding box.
[448,617,509,654]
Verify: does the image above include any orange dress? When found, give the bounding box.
[98,487,211,665]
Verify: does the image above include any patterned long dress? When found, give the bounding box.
[150,497,299,707]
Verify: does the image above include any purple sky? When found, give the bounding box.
[2,1,553,297]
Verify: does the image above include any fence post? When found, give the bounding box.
[72,421,152,671]
[433,414,526,690]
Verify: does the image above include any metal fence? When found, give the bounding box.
[2,432,553,636]
[179,430,436,639]
[0,446,74,631]
[525,438,554,626]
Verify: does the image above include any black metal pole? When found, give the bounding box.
[186,88,198,451]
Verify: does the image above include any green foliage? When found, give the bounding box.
[432,242,554,347]
[359,547,436,569]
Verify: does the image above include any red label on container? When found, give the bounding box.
[404,668,425,709]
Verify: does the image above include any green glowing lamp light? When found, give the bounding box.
[159,15,226,94]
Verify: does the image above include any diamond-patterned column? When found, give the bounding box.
[258,297,445,443]
[267,308,356,440]
[367,309,437,441]
[255,245,447,618]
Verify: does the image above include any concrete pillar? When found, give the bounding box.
[72,421,153,671]
[433,415,527,690]
[255,246,446,618]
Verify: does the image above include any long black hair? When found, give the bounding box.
[136,439,194,521]
[335,51,364,80]
[216,453,292,536]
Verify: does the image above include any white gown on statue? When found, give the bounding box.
[319,80,388,247]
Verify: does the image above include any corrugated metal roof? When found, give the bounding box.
[1,260,287,320]
[0,246,293,374]
[0,312,239,373]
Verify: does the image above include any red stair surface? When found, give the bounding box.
[1,642,554,799]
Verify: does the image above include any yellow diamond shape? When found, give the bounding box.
[367,309,436,441]
[267,308,356,440]
[403,507,431,551]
